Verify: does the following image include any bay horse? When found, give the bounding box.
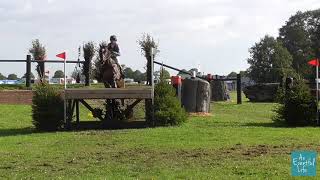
[99,46,125,122]
[99,47,123,88]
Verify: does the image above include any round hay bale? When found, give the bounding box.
[182,78,198,112]
[182,78,211,113]
[211,81,228,101]
[196,79,211,113]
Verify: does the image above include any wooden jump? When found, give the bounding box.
[63,47,155,129]
[64,88,153,100]
[64,87,153,129]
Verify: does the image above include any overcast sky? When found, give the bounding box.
[0,0,319,77]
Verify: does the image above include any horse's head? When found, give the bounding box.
[99,47,113,67]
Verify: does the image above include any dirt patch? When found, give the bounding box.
[224,143,319,158]
[189,112,212,117]
[108,143,320,164]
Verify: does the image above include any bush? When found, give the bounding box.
[32,83,64,131]
[154,81,187,126]
[274,79,316,126]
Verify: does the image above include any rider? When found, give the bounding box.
[107,35,124,78]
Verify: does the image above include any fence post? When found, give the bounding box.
[84,61,90,86]
[26,55,31,88]
[237,74,242,104]
[150,48,155,126]
[145,48,155,126]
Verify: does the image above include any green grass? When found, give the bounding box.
[0,94,319,179]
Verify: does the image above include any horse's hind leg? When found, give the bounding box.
[111,80,117,88]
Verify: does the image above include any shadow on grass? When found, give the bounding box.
[70,120,148,131]
[0,127,36,137]
[245,101,275,104]
[0,120,148,137]
[242,121,289,128]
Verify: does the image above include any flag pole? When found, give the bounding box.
[64,55,67,128]
[317,59,319,126]
[56,52,67,128]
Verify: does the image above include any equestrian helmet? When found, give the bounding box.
[110,35,117,41]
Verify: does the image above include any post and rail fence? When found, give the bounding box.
[0,55,242,105]
[0,55,88,87]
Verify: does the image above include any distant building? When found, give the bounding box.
[124,78,134,83]
[0,80,24,85]
[124,78,138,85]
[50,78,76,84]
[225,81,236,91]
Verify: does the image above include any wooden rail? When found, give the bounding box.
[0,55,88,87]
[64,88,153,99]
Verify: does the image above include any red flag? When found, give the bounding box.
[56,52,66,60]
[308,59,320,66]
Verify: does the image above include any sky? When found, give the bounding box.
[0,0,320,78]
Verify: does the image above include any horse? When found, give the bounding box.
[99,47,123,88]
[99,46,125,123]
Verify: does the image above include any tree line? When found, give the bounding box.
[246,9,320,83]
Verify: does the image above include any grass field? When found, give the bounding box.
[0,93,319,179]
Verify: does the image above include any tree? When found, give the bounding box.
[0,73,6,80]
[274,79,316,126]
[138,34,159,85]
[278,10,320,79]
[71,69,84,82]
[138,72,147,82]
[138,34,160,122]
[177,69,187,76]
[22,72,35,79]
[93,41,107,82]
[53,70,65,78]
[82,42,95,85]
[29,39,46,82]
[132,70,144,82]
[154,79,187,126]
[239,71,248,77]
[160,68,170,79]
[227,72,237,78]
[32,83,64,131]
[7,74,18,80]
[123,67,134,79]
[247,35,296,83]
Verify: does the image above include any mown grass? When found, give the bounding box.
[0,93,319,179]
